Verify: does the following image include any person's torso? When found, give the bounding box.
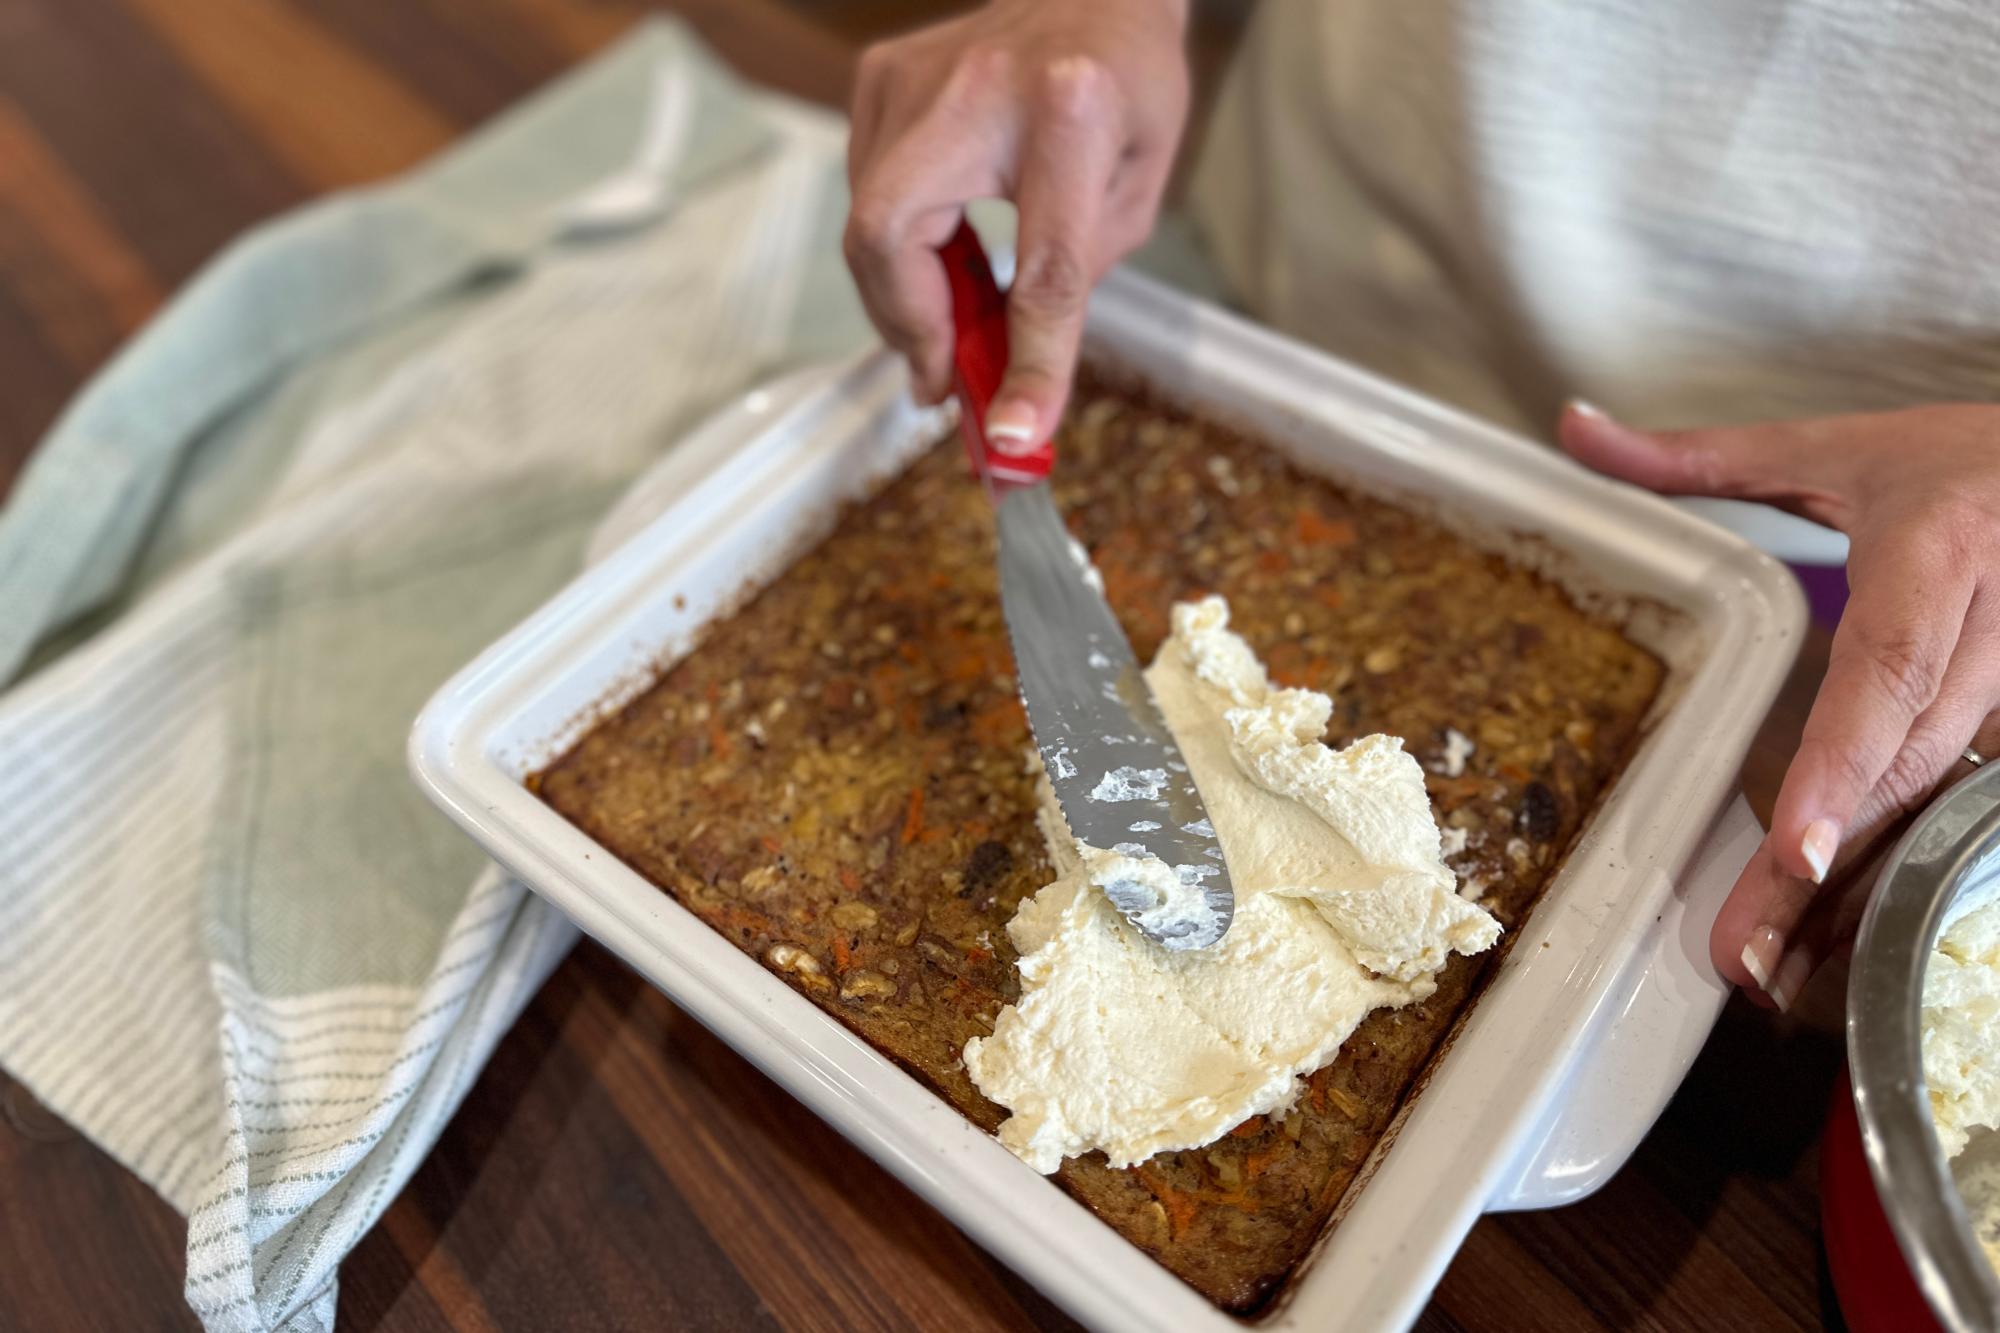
[1189,0,2000,433]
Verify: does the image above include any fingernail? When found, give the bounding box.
[1741,924,1782,995]
[1771,947,1814,1014]
[1801,817,1840,884]
[1567,397,1608,421]
[985,399,1040,456]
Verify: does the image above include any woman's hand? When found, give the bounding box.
[1559,401,2000,1009]
[844,0,1191,445]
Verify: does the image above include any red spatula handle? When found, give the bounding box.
[938,220,1055,489]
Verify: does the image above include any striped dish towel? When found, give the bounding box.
[0,22,868,1333]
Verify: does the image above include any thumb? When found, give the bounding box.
[984,61,1120,453]
[984,241,1090,454]
[1556,400,1835,508]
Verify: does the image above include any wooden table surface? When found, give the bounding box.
[0,2,1851,1330]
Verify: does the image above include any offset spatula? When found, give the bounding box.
[937,221,1234,950]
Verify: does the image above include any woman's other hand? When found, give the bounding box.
[1560,400,2000,1009]
[844,0,1191,447]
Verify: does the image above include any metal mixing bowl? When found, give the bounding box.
[1849,762,2000,1330]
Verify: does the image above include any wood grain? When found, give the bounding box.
[0,97,161,369]
[299,0,572,131]
[119,0,459,188]
[0,3,1846,1331]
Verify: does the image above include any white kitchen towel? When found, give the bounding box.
[0,22,870,1333]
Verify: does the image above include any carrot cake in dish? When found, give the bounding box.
[533,374,1664,1312]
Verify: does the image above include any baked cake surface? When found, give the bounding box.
[534,378,1663,1312]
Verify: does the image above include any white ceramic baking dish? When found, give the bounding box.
[409,266,1802,1331]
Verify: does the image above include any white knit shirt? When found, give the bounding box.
[1189,0,2000,437]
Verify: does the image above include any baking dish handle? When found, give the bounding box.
[1485,791,1764,1212]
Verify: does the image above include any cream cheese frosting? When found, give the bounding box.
[1926,887,2000,1158]
[1924,880,2000,1277]
[963,597,1501,1173]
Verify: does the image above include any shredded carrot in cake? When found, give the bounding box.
[705,707,732,760]
[528,380,1667,1314]
[969,697,1024,747]
[1296,509,1357,547]
[713,904,777,938]
[1138,1167,1201,1238]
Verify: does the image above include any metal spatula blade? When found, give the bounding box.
[993,485,1234,946]
[938,221,1235,950]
